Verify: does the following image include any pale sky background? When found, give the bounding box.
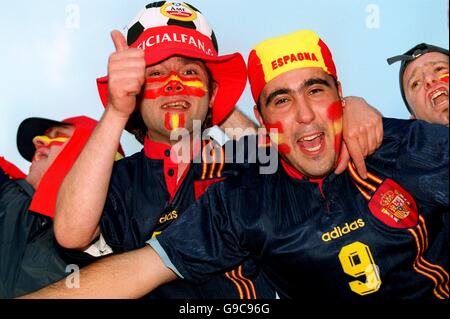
[1,0,448,172]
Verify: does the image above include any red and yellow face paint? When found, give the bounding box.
[144,72,208,100]
[326,100,344,155]
[144,72,208,131]
[33,135,69,148]
[31,135,70,162]
[164,112,186,131]
[265,122,291,154]
[439,73,449,84]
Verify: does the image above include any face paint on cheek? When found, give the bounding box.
[32,135,68,153]
[265,122,291,154]
[326,101,344,155]
[46,141,66,148]
[164,112,185,131]
[144,73,208,100]
[439,73,449,83]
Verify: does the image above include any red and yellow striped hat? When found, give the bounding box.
[248,29,338,103]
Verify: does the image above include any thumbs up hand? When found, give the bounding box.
[107,30,146,118]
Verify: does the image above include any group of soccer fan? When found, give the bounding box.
[1,2,448,301]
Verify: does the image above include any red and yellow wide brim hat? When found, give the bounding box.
[97,2,247,126]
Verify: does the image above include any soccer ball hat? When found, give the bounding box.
[97,1,247,129]
[247,29,337,104]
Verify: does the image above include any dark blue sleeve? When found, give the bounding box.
[367,118,449,207]
[100,153,162,253]
[148,179,251,283]
[99,188,128,252]
[0,167,8,186]
[99,159,137,253]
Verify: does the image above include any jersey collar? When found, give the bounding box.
[280,158,325,185]
[144,138,172,160]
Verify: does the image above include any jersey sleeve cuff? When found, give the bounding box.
[146,237,184,279]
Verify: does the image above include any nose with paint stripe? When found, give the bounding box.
[32,135,69,149]
[164,80,184,93]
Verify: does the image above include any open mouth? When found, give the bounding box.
[161,101,191,110]
[429,88,448,110]
[33,150,49,162]
[297,132,325,154]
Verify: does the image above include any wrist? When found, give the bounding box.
[104,104,132,126]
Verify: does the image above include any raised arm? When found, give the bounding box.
[219,108,257,140]
[20,246,176,299]
[54,30,145,249]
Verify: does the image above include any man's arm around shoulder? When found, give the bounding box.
[20,246,176,299]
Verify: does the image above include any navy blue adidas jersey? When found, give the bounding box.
[0,177,68,298]
[99,139,276,299]
[149,118,449,300]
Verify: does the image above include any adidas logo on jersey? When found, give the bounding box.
[321,219,365,242]
[159,210,178,224]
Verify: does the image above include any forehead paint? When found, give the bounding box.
[326,101,343,155]
[265,122,291,154]
[144,72,208,100]
[439,73,449,83]
[164,112,186,131]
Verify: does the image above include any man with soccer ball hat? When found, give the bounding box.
[49,2,383,298]
[52,1,277,299]
[96,1,252,143]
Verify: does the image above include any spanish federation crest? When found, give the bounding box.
[368,178,418,228]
